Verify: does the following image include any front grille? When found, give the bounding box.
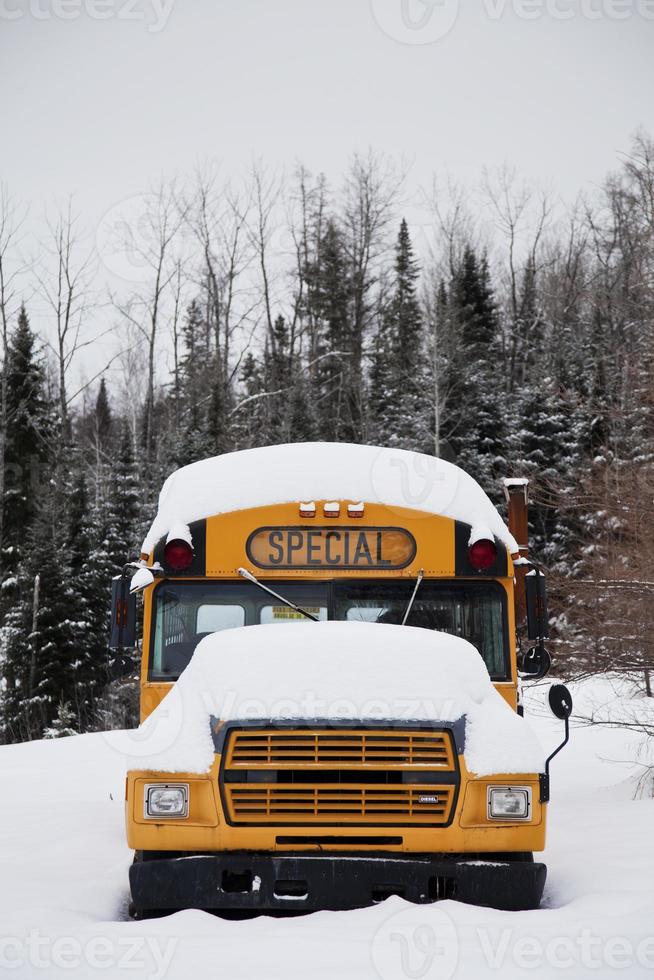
[225,730,455,769]
[224,783,456,824]
[221,727,459,827]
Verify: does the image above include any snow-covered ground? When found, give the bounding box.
[1,676,652,979]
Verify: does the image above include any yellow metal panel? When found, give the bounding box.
[204,503,458,577]
[132,773,220,828]
[126,755,546,855]
[459,775,543,829]
[138,502,516,721]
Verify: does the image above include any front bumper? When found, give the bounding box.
[130,851,546,914]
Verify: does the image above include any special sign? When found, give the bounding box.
[246,526,417,570]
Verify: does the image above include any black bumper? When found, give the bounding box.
[130,851,546,914]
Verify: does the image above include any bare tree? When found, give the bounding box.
[342,151,405,364]
[35,199,98,439]
[287,166,328,371]
[482,166,553,391]
[187,169,257,389]
[112,180,188,461]
[249,163,284,357]
[426,174,477,279]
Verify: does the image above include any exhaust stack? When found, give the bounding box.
[503,478,529,628]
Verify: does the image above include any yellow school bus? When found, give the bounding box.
[111,444,569,916]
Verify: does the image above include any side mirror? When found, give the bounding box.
[525,570,549,640]
[109,575,137,649]
[539,683,573,803]
[548,683,573,721]
[517,645,552,680]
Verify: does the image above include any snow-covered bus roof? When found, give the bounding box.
[142,443,517,554]
[128,622,543,776]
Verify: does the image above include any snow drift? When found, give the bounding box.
[129,621,543,776]
[142,443,518,554]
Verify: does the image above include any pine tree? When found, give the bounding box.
[440,247,507,485]
[1,464,90,741]
[286,367,319,442]
[43,700,78,738]
[262,317,292,444]
[95,378,113,449]
[232,352,268,449]
[510,379,584,571]
[305,220,360,441]
[1,306,54,582]
[369,220,430,451]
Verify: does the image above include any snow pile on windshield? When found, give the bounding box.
[142,443,517,553]
[130,621,543,776]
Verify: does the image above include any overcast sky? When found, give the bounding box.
[2,0,653,220]
[1,0,653,390]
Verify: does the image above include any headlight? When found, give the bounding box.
[144,783,189,819]
[487,786,531,821]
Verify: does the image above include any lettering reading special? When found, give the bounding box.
[246,526,416,570]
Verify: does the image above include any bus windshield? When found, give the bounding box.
[150,579,509,682]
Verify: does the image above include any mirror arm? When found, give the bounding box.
[539,714,570,803]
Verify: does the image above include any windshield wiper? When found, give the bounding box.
[237,567,319,622]
[401,568,425,626]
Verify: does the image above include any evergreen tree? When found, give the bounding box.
[95,378,113,449]
[510,379,584,571]
[1,306,54,582]
[179,300,210,458]
[1,464,89,741]
[286,367,319,443]
[369,220,430,451]
[232,352,268,449]
[43,701,79,739]
[440,247,507,485]
[305,220,360,441]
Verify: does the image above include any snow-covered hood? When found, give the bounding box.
[128,622,543,776]
[142,443,518,554]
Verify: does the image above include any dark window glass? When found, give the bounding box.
[149,579,509,681]
[150,581,328,679]
[332,580,508,679]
